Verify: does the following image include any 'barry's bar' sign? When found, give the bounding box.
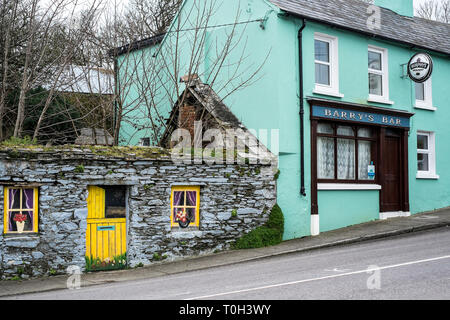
[312,105,410,128]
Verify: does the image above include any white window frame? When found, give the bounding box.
[415,78,436,111]
[416,131,439,179]
[368,45,393,105]
[313,33,343,98]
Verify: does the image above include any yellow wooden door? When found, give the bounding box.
[86,186,126,261]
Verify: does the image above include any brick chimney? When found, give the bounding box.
[178,103,197,142]
[178,74,201,146]
[374,0,414,17]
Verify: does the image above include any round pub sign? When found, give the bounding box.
[407,53,433,83]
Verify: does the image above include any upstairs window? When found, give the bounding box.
[314,34,342,97]
[368,46,391,104]
[4,187,38,234]
[415,78,435,110]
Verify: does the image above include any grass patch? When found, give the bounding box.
[233,204,284,249]
[74,164,85,173]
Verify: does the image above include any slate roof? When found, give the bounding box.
[186,81,244,130]
[159,78,276,165]
[269,0,450,55]
[109,34,165,57]
[159,79,245,147]
[43,65,114,95]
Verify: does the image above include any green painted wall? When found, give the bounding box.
[117,0,450,240]
[318,190,380,232]
[375,0,414,17]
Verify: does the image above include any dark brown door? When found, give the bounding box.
[381,130,402,212]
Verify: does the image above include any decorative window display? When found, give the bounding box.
[4,187,38,234]
[170,186,200,228]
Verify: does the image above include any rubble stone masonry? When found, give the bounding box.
[0,145,276,279]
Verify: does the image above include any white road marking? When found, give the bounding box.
[186,254,450,300]
[324,268,352,273]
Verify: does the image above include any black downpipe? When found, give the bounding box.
[298,20,307,197]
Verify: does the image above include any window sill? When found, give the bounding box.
[414,104,437,111]
[416,172,439,180]
[318,183,381,191]
[368,96,394,105]
[168,228,203,239]
[3,232,40,238]
[313,87,344,98]
[3,234,40,248]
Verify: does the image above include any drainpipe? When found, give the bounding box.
[298,19,307,197]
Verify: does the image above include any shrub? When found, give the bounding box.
[233,204,284,249]
[1,136,37,147]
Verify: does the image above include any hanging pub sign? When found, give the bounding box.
[407,53,433,83]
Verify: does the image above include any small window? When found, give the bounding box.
[368,46,390,103]
[170,186,200,228]
[4,187,38,234]
[314,33,341,97]
[415,78,435,110]
[417,131,438,179]
[104,186,126,218]
[140,137,151,147]
[415,82,425,101]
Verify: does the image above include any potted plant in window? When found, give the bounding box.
[176,208,190,228]
[13,213,27,233]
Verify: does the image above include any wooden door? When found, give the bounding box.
[380,131,402,212]
[86,186,126,261]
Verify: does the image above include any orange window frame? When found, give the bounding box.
[3,187,39,234]
[170,186,200,228]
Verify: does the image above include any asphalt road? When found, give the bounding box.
[5,227,450,300]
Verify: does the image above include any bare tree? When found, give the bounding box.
[0,0,114,144]
[111,0,269,146]
[13,0,79,137]
[32,0,105,141]
[1,0,268,147]
[416,0,450,23]
[0,0,24,140]
[124,0,182,39]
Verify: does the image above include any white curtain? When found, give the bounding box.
[337,139,355,180]
[318,137,335,179]
[358,141,372,180]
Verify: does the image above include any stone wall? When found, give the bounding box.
[0,146,277,279]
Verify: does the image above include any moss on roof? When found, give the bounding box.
[0,144,172,161]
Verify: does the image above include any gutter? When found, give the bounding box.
[298,19,307,197]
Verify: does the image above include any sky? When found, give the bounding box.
[106,0,447,11]
[42,0,448,17]
[414,0,444,10]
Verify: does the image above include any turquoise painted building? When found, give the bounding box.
[114,0,450,240]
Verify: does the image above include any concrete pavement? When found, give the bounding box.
[1,207,449,298]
